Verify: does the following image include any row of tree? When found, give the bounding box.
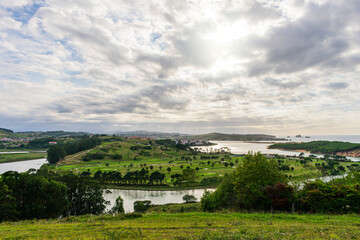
[47,136,101,164]
[81,168,198,186]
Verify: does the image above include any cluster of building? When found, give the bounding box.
[0,137,33,144]
[127,136,156,140]
[177,139,210,146]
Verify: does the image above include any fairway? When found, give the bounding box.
[51,138,355,189]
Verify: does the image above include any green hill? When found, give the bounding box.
[0,128,14,138]
[184,132,285,141]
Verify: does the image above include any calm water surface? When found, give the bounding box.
[104,188,214,213]
[0,158,47,174]
[199,140,360,161]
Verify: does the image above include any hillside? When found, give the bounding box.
[0,128,13,137]
[1,212,359,239]
[184,132,286,141]
[18,130,88,138]
[0,128,13,134]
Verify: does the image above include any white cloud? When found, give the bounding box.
[0,0,360,134]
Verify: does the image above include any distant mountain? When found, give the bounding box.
[0,127,14,134]
[116,130,190,138]
[182,132,285,141]
[17,130,88,138]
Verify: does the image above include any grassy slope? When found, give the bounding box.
[1,212,360,239]
[54,139,237,185]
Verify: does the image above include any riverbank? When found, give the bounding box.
[104,184,217,191]
[2,212,359,239]
[0,152,47,163]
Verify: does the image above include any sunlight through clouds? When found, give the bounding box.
[0,0,360,134]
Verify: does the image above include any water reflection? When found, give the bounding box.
[0,158,47,174]
[104,188,215,213]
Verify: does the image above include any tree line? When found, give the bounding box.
[269,141,360,154]
[0,166,106,222]
[80,167,198,186]
[47,136,101,164]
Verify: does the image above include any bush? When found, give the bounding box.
[124,212,142,219]
[183,195,197,203]
[134,200,152,213]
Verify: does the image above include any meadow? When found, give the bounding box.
[50,138,356,188]
[1,212,360,239]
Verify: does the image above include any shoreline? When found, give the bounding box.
[0,157,46,164]
[103,184,217,191]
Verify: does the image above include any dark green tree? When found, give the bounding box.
[183,194,197,203]
[234,152,285,209]
[110,196,125,214]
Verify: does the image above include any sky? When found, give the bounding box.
[0,0,360,135]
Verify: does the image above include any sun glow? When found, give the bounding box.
[207,21,251,44]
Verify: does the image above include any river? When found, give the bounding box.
[0,158,213,212]
[1,136,359,212]
[104,188,214,213]
[197,141,360,161]
[0,158,47,174]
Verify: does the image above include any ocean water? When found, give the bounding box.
[279,135,360,143]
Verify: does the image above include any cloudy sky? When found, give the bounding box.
[0,0,359,135]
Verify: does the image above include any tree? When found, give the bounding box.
[134,200,151,213]
[167,167,171,174]
[59,173,108,216]
[1,171,68,220]
[110,196,125,214]
[47,145,66,164]
[0,181,17,221]
[201,173,238,212]
[182,168,196,183]
[234,152,285,209]
[150,165,154,170]
[183,194,197,203]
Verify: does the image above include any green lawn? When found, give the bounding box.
[1,212,359,239]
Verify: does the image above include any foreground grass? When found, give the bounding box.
[1,212,360,239]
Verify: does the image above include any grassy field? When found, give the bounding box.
[0,152,47,163]
[53,139,236,185]
[50,138,356,189]
[1,212,360,239]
